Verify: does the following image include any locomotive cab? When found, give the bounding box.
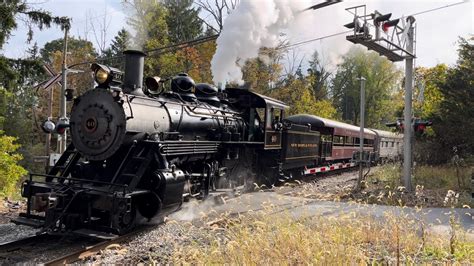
[225,88,288,148]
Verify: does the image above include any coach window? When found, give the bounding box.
[346,136,354,146]
[391,142,395,147]
[333,135,344,146]
[364,139,372,147]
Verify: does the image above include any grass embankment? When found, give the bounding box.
[360,164,472,207]
[173,209,473,264]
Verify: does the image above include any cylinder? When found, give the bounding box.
[123,50,146,95]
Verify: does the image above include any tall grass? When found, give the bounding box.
[173,209,473,264]
[364,164,472,207]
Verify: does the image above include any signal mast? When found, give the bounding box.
[344,5,416,191]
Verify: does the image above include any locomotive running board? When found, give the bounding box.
[303,162,356,175]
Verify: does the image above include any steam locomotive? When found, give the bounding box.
[14,50,402,235]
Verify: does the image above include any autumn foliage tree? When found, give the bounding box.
[331,47,402,128]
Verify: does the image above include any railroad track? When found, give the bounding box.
[0,233,81,264]
[0,225,154,265]
[44,225,155,265]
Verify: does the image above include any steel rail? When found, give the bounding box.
[0,234,50,252]
[43,226,154,265]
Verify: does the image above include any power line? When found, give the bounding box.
[408,1,468,17]
[145,34,219,55]
[280,30,352,50]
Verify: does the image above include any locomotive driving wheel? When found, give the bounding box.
[112,201,137,235]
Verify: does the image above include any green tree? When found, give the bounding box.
[413,64,447,119]
[99,28,130,68]
[433,37,474,159]
[0,0,69,49]
[307,51,330,100]
[110,28,131,56]
[0,87,27,197]
[331,47,402,128]
[164,0,202,43]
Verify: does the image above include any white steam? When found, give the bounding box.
[211,0,315,85]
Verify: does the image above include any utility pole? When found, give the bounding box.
[356,76,366,191]
[58,27,69,154]
[402,16,416,191]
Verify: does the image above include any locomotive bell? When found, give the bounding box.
[123,50,146,96]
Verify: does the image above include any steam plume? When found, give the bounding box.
[211,0,313,85]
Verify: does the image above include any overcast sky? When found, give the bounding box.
[1,0,472,71]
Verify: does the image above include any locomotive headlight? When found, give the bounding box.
[91,63,123,88]
[95,68,109,84]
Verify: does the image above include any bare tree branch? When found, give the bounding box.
[194,0,239,32]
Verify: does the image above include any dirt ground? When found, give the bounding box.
[0,199,24,224]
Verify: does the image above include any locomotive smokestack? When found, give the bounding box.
[123,50,146,96]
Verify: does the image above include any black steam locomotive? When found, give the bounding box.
[14,50,401,235]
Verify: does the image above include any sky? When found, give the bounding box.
[1,0,472,72]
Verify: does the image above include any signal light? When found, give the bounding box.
[414,119,432,135]
[56,118,70,135]
[382,19,400,32]
[344,18,367,34]
[373,13,392,25]
[344,18,361,30]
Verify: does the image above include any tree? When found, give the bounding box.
[0,0,69,49]
[164,0,202,43]
[433,37,474,159]
[269,76,337,119]
[242,47,284,94]
[100,28,131,68]
[413,64,447,119]
[307,51,331,100]
[331,47,402,128]
[0,87,27,197]
[110,28,131,56]
[40,37,97,64]
[126,0,171,76]
[195,0,239,32]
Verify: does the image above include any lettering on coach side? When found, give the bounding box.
[290,143,318,148]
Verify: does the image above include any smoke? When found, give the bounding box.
[211,0,315,85]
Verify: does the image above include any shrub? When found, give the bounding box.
[0,133,27,197]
